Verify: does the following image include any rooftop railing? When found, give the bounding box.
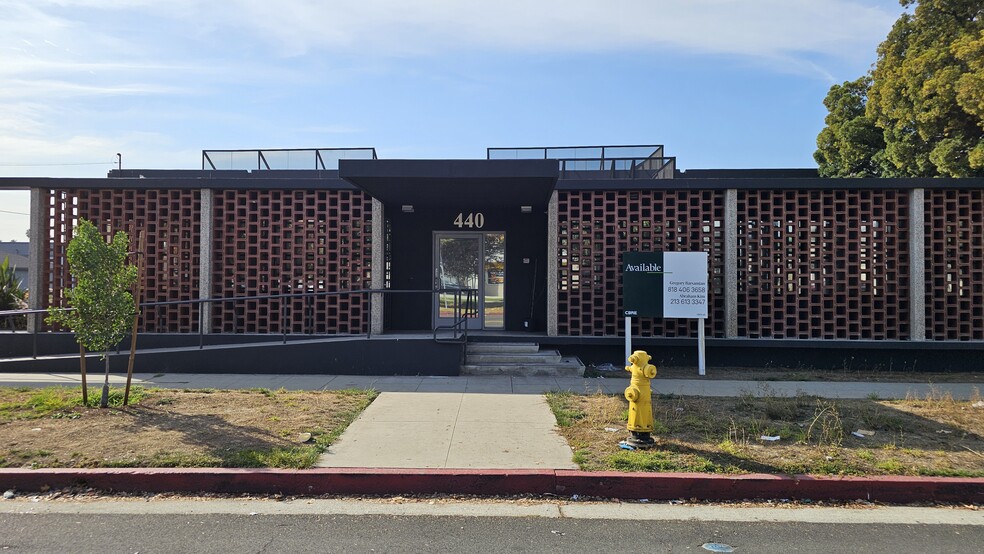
[487,145,675,179]
[202,148,377,171]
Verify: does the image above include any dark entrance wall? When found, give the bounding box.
[386,204,548,332]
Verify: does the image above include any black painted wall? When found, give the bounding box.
[0,336,463,375]
[386,204,548,331]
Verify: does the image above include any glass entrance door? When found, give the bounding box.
[434,232,505,330]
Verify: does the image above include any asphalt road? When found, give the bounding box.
[1,499,981,553]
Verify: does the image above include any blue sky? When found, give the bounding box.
[0,0,907,240]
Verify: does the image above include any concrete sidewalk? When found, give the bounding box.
[0,372,979,400]
[317,392,577,469]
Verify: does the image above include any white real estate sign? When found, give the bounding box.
[662,251,709,319]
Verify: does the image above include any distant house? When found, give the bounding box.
[0,242,29,291]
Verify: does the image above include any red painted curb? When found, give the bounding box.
[1,468,982,503]
[555,471,984,503]
[0,468,556,497]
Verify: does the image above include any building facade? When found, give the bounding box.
[5,145,984,371]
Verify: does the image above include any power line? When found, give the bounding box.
[0,209,30,216]
[0,161,115,167]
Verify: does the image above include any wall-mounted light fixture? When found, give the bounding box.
[520,205,532,213]
[402,205,414,213]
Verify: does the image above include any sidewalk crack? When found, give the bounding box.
[445,393,466,467]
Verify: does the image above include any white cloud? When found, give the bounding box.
[0,79,191,100]
[0,1,900,108]
[7,1,899,65]
[0,0,900,183]
[152,0,897,65]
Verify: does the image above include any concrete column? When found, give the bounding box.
[198,188,214,334]
[909,188,925,341]
[724,188,739,338]
[547,191,558,337]
[27,188,45,332]
[370,198,385,336]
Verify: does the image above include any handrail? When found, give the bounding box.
[432,288,479,344]
[0,308,51,359]
[1,287,478,359]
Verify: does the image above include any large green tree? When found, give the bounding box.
[816,0,984,177]
[815,77,888,177]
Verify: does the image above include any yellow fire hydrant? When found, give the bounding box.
[624,350,657,449]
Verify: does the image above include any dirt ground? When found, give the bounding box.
[0,387,375,469]
[4,384,984,476]
[547,389,984,476]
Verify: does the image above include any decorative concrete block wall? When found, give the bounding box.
[735,189,910,339]
[209,189,373,334]
[35,181,984,342]
[555,190,726,337]
[43,188,202,333]
[924,189,984,340]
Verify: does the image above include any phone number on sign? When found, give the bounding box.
[669,298,705,305]
[666,286,706,294]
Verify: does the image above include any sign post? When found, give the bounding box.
[622,251,708,375]
[698,320,706,376]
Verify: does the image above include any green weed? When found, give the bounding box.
[876,458,905,474]
[0,387,81,420]
[545,392,586,427]
[718,439,744,457]
[224,447,319,469]
[572,449,590,466]
[607,450,719,473]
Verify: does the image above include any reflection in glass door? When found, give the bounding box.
[433,232,505,330]
[483,233,505,329]
[435,235,480,328]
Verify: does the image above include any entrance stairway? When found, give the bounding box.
[460,342,585,377]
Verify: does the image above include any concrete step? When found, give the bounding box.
[460,356,585,377]
[466,351,563,364]
[465,342,540,354]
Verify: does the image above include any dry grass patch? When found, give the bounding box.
[547,388,984,476]
[0,386,377,469]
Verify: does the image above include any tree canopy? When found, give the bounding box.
[815,0,984,177]
[47,219,138,355]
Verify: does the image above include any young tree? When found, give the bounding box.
[816,0,984,177]
[47,219,138,408]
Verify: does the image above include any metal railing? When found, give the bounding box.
[202,147,378,171]
[558,156,675,180]
[0,287,479,359]
[487,144,675,179]
[432,288,478,344]
[0,308,43,359]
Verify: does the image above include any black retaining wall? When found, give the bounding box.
[0,336,463,376]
